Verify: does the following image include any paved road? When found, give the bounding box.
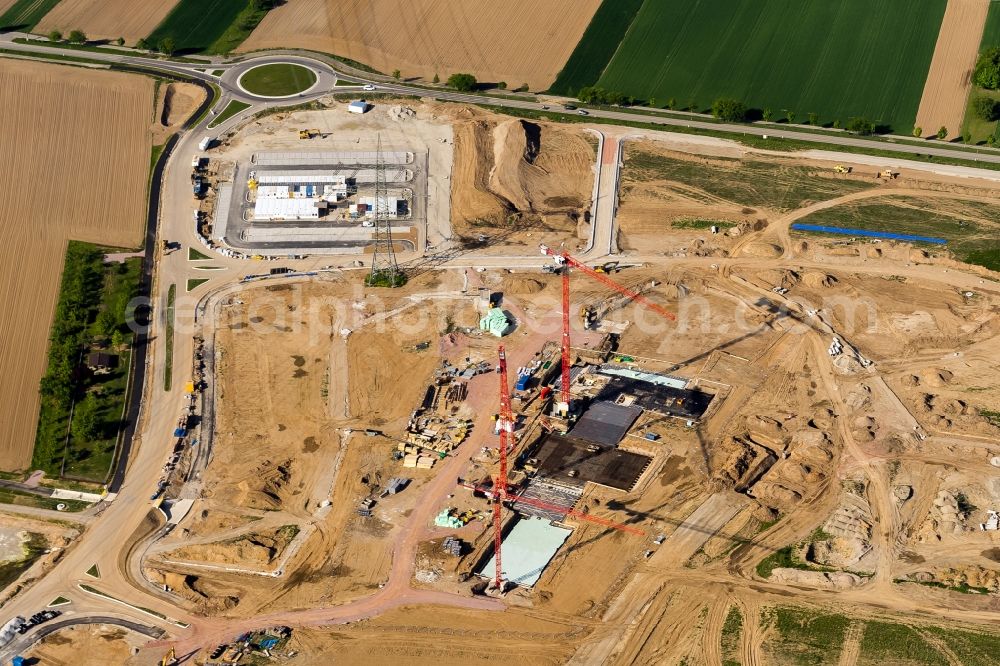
[1,614,164,660]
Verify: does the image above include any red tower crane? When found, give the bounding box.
[478,345,643,592]
[539,244,677,412]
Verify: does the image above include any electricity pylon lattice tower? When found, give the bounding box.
[368,134,401,286]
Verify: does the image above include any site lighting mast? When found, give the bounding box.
[368,134,402,287]
[539,244,677,413]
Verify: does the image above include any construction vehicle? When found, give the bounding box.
[298,128,321,139]
[540,244,676,415]
[834,165,851,174]
[580,280,657,330]
[878,169,898,179]
[592,261,620,273]
[160,647,176,666]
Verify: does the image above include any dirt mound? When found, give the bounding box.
[161,82,205,128]
[489,118,592,215]
[769,568,864,589]
[741,241,782,258]
[500,275,546,295]
[801,271,838,288]
[920,368,954,387]
[169,525,298,568]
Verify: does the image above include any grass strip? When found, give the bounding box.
[188,247,211,261]
[186,278,209,292]
[208,99,251,128]
[0,488,89,512]
[164,284,176,392]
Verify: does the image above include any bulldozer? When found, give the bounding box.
[878,169,898,180]
[834,165,851,174]
[298,128,321,139]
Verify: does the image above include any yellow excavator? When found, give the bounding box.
[834,165,851,174]
[160,647,176,666]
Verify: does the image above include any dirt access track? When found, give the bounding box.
[239,0,601,90]
[36,0,180,44]
[0,60,154,471]
[914,0,990,138]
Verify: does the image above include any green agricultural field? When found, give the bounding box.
[0,0,61,30]
[147,0,254,55]
[557,0,946,133]
[549,0,644,95]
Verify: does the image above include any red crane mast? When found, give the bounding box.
[540,244,677,411]
[482,345,643,592]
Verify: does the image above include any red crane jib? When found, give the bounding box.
[556,251,677,322]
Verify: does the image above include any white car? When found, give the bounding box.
[363,84,376,91]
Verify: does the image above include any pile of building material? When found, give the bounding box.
[479,308,511,337]
[442,536,463,556]
[403,453,437,469]
[388,105,416,121]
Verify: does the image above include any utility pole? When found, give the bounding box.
[368,134,403,286]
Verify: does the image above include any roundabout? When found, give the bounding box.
[236,62,319,98]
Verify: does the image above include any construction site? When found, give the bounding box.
[8,91,1000,665]
[118,97,1000,664]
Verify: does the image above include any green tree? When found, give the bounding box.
[135,38,149,50]
[648,97,657,108]
[973,95,1000,121]
[516,83,529,92]
[95,309,116,338]
[158,36,175,55]
[832,119,841,129]
[666,98,676,110]
[68,30,87,44]
[988,134,996,147]
[762,108,772,122]
[845,117,875,135]
[912,126,922,138]
[686,98,696,112]
[116,37,124,46]
[974,47,1000,90]
[432,72,440,84]
[496,81,507,90]
[807,112,819,126]
[447,73,478,92]
[71,394,101,442]
[392,69,401,80]
[785,110,795,124]
[48,29,62,42]
[111,329,125,350]
[710,98,746,122]
[937,125,949,140]
[963,130,973,144]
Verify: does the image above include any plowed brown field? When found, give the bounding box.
[239,0,601,90]
[0,61,152,470]
[914,0,990,138]
[36,0,179,43]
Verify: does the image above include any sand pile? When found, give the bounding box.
[741,241,782,258]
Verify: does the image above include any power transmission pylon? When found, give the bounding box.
[367,134,403,287]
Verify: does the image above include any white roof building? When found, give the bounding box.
[254,197,323,220]
[358,195,402,217]
[348,100,370,114]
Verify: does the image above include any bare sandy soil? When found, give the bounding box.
[447,107,596,251]
[0,0,16,14]
[36,0,179,44]
[915,0,990,138]
[0,61,153,470]
[239,0,601,90]
[23,623,144,665]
